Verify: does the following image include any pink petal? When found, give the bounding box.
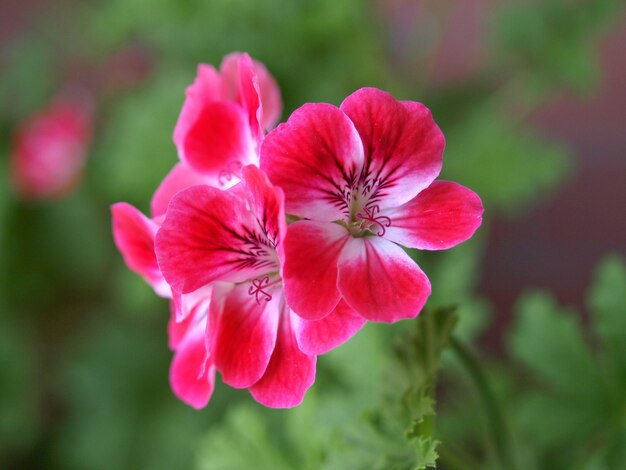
[337,236,431,322]
[170,321,215,409]
[234,53,263,145]
[383,180,484,250]
[213,284,280,388]
[182,101,256,177]
[155,185,278,293]
[173,64,223,154]
[111,202,170,297]
[282,221,350,320]
[241,166,287,256]
[260,103,364,221]
[292,300,365,355]
[167,300,194,350]
[254,60,282,130]
[249,309,316,408]
[150,162,213,218]
[175,284,213,323]
[221,53,282,131]
[340,88,444,209]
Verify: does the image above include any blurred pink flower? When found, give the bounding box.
[10,97,92,199]
[261,87,483,323]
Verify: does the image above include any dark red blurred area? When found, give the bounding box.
[482,23,626,331]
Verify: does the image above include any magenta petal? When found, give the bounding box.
[292,300,365,355]
[150,162,213,218]
[167,300,194,350]
[383,180,484,250]
[249,310,316,408]
[213,284,280,388]
[340,88,444,208]
[170,322,215,409]
[283,221,349,320]
[111,202,169,297]
[338,237,431,322]
[182,101,255,177]
[173,64,223,154]
[155,185,274,293]
[261,103,364,221]
[254,61,282,130]
[241,166,287,253]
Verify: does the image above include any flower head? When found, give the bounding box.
[11,97,92,199]
[261,87,483,323]
[155,166,363,407]
[173,52,281,187]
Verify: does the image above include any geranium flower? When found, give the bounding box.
[261,87,483,323]
[173,52,281,188]
[111,202,215,408]
[10,97,92,200]
[111,53,281,408]
[155,166,364,408]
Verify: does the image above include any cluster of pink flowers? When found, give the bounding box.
[112,52,483,409]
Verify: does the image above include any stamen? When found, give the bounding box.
[355,205,391,237]
[248,276,272,304]
[218,161,244,186]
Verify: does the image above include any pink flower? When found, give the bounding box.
[10,97,92,200]
[173,52,281,188]
[155,166,364,408]
[261,87,483,323]
[111,201,215,409]
[110,53,282,408]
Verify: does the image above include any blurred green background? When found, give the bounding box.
[1,0,625,469]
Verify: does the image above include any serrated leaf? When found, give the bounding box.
[588,255,626,381]
[509,291,601,397]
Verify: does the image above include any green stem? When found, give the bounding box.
[449,336,517,470]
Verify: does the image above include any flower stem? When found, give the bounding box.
[449,336,517,470]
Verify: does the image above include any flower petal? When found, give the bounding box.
[241,165,287,256]
[213,284,280,388]
[292,300,365,355]
[282,220,350,320]
[340,88,444,208]
[170,321,215,409]
[261,103,364,221]
[254,60,282,130]
[167,300,194,350]
[383,180,484,250]
[156,185,278,293]
[173,64,223,154]
[111,202,169,297]
[182,101,256,178]
[249,309,316,408]
[150,162,214,218]
[337,236,431,322]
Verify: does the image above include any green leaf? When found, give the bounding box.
[588,255,626,382]
[327,307,458,470]
[509,291,601,396]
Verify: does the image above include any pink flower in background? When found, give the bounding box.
[173,52,282,188]
[156,166,364,408]
[10,97,92,199]
[261,87,483,323]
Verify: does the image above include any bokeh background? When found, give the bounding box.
[1,0,625,469]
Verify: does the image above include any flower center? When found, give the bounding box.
[218,160,243,186]
[247,274,282,304]
[355,205,391,236]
